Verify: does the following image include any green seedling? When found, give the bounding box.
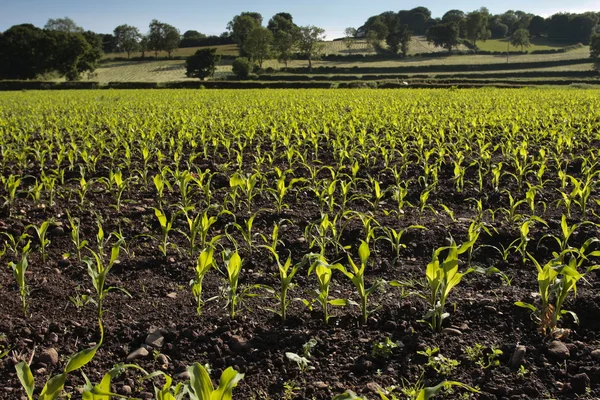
[9,241,31,316]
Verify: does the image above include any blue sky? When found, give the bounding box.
[2,0,599,39]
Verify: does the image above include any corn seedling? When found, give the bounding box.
[84,244,130,318]
[179,207,222,257]
[306,254,355,324]
[153,208,175,257]
[186,363,244,400]
[81,363,144,399]
[377,225,426,265]
[333,240,384,325]
[515,253,594,335]
[409,240,473,332]
[26,220,53,262]
[191,249,218,316]
[66,211,87,262]
[9,241,31,316]
[260,249,305,321]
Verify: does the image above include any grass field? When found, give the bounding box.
[102,44,239,59]
[476,37,577,52]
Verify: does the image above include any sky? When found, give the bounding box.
[1,0,599,39]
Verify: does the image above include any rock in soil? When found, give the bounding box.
[441,328,462,336]
[39,348,59,366]
[570,373,590,395]
[126,347,149,361]
[510,345,527,368]
[145,327,165,348]
[547,341,570,361]
[591,349,600,361]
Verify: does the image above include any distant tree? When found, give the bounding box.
[148,19,164,57]
[274,30,298,68]
[590,33,600,58]
[547,13,571,40]
[101,34,117,53]
[185,48,220,79]
[297,25,326,72]
[147,20,180,57]
[244,26,273,68]
[162,23,181,57]
[47,30,92,80]
[511,28,531,51]
[569,14,598,44]
[44,17,84,33]
[368,19,389,42]
[183,30,206,40]
[387,22,411,56]
[0,24,53,79]
[140,36,149,58]
[228,12,263,55]
[427,22,460,53]
[489,22,509,38]
[442,10,465,25]
[499,10,519,34]
[267,13,296,35]
[528,16,547,37]
[343,27,357,53]
[466,10,490,46]
[232,57,252,79]
[79,30,104,74]
[113,24,141,58]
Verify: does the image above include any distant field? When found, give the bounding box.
[102,44,239,59]
[476,37,577,52]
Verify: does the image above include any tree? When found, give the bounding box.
[227,12,262,55]
[113,24,141,58]
[183,30,205,40]
[547,13,571,40]
[162,23,181,57]
[79,31,104,76]
[442,10,465,25]
[232,57,252,79]
[0,24,53,79]
[244,26,273,68]
[44,17,84,33]
[590,33,600,58]
[297,26,326,72]
[569,14,598,44]
[147,20,180,57]
[511,28,531,51]
[343,27,357,54]
[489,22,509,38]
[47,30,92,80]
[140,35,149,58]
[466,10,490,46]
[386,22,411,56]
[528,16,547,37]
[427,22,460,53]
[267,13,296,35]
[185,48,220,79]
[148,19,164,57]
[274,30,298,68]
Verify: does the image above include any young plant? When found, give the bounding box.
[26,220,53,263]
[305,254,354,324]
[153,208,175,257]
[179,207,222,257]
[186,363,244,400]
[515,254,593,335]
[81,363,144,399]
[261,249,305,321]
[333,240,384,325]
[9,242,31,317]
[66,211,88,262]
[417,347,460,376]
[221,250,244,318]
[190,249,218,316]
[408,240,473,332]
[377,225,426,265]
[84,244,130,318]
[464,344,503,369]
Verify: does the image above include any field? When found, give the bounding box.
[476,37,574,53]
[1,89,600,400]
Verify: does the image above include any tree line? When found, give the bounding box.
[1,8,599,81]
[357,8,600,55]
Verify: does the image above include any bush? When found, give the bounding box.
[232,57,253,79]
[185,48,221,80]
